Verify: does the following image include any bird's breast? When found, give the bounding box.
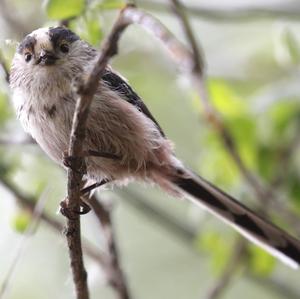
[13,88,75,164]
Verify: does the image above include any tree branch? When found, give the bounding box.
[0,188,48,299]
[204,239,246,299]
[139,0,300,23]
[88,195,131,299]
[2,169,300,299]
[170,0,265,193]
[62,5,136,298]
[0,175,105,264]
[60,14,300,292]
[3,4,300,299]
[168,0,300,233]
[120,190,300,299]
[167,1,300,296]
[271,132,300,188]
[61,6,208,296]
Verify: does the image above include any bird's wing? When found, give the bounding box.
[101,69,166,137]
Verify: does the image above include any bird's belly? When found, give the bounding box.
[17,92,174,183]
[26,108,72,164]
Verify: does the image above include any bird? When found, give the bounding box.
[9,26,300,269]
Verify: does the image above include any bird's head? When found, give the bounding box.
[10,27,96,90]
[16,27,80,67]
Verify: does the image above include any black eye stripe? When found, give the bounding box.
[18,35,37,54]
[49,27,79,48]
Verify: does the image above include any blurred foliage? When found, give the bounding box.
[275,26,300,67]
[0,158,11,178]
[0,92,12,127]
[1,1,300,299]
[11,209,32,233]
[45,0,85,20]
[195,230,234,275]
[248,245,276,277]
[94,0,125,10]
[70,11,104,46]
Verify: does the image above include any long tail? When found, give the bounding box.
[156,167,300,268]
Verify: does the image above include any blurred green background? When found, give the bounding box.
[1,0,300,298]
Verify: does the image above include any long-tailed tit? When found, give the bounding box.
[9,27,300,268]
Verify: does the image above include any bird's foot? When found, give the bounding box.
[59,197,91,219]
[62,151,86,173]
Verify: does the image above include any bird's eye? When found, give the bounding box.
[25,53,32,62]
[60,43,69,53]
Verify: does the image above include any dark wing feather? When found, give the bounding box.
[102,70,165,137]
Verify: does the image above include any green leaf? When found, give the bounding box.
[196,231,232,274]
[208,79,247,117]
[227,116,257,169]
[248,245,276,276]
[0,92,12,127]
[98,0,125,10]
[69,11,103,46]
[46,0,85,20]
[256,145,276,181]
[85,19,103,45]
[287,173,300,209]
[11,210,32,233]
[269,101,300,134]
[0,157,13,178]
[280,28,300,65]
[81,19,103,46]
[200,134,239,187]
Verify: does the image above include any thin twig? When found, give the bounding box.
[3,4,300,299]
[271,133,300,188]
[0,188,49,299]
[139,0,300,23]
[169,0,204,75]
[0,176,61,230]
[121,191,300,299]
[204,239,246,299]
[168,1,300,296]
[57,12,131,295]
[62,6,198,296]
[100,3,300,234]
[1,173,300,298]
[168,3,300,297]
[85,3,300,231]
[120,190,300,299]
[89,195,131,299]
[0,175,105,263]
[66,0,300,235]
[170,0,264,194]
[168,0,300,232]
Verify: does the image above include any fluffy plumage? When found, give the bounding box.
[10,27,300,268]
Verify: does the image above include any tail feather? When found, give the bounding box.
[171,169,300,269]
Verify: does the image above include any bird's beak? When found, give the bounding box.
[37,49,58,66]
